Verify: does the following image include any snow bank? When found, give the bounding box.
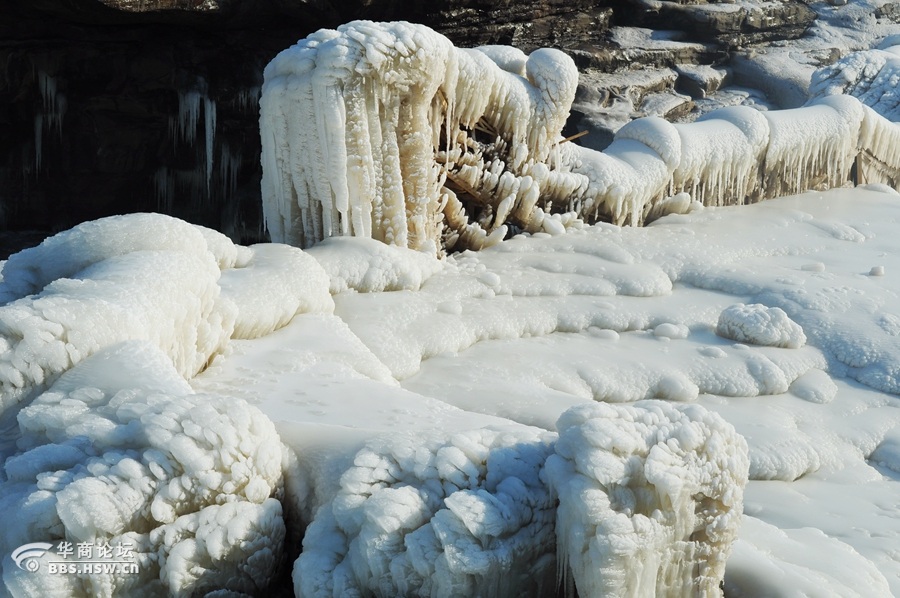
[293,425,558,597]
[0,341,286,596]
[543,401,749,598]
[725,516,892,598]
[218,243,333,339]
[304,236,444,293]
[261,26,900,248]
[716,303,807,349]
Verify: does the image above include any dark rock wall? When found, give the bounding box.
[0,0,340,244]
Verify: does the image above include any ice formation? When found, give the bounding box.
[810,45,900,121]
[716,303,807,349]
[0,213,337,414]
[260,20,581,253]
[293,426,559,597]
[0,341,286,596]
[0,214,235,414]
[304,236,444,293]
[543,401,749,598]
[261,25,900,252]
[218,243,333,339]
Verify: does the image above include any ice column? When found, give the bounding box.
[259,21,581,254]
[544,401,749,598]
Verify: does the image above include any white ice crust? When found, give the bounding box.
[6,187,900,595]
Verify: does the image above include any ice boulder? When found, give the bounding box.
[293,426,558,597]
[716,303,806,349]
[543,401,749,598]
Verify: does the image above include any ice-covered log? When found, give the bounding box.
[0,341,286,596]
[543,401,749,598]
[671,106,769,207]
[293,426,558,598]
[761,95,864,199]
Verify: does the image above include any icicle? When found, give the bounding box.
[38,70,66,134]
[218,143,242,202]
[177,89,202,145]
[204,97,216,193]
[236,86,261,112]
[33,115,43,173]
[154,167,174,212]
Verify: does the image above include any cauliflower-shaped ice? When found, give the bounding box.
[293,426,558,597]
[716,303,806,349]
[543,401,749,598]
[0,341,286,596]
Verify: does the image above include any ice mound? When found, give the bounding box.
[0,213,338,415]
[0,215,236,415]
[293,425,558,597]
[716,303,806,349]
[218,243,333,339]
[0,341,286,596]
[0,213,232,304]
[305,236,444,293]
[543,401,749,598]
